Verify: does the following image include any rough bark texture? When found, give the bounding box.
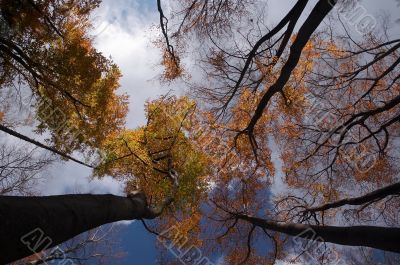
[0,194,147,264]
[238,215,400,253]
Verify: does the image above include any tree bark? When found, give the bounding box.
[306,182,400,213]
[237,214,400,253]
[0,194,147,264]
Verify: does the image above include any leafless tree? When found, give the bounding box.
[0,143,51,195]
[13,225,126,265]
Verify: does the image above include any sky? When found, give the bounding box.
[2,0,399,264]
[38,1,169,264]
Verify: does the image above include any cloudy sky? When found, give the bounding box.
[2,0,398,264]
[38,0,400,199]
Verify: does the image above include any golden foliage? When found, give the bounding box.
[96,96,210,214]
[161,50,183,81]
[0,0,128,153]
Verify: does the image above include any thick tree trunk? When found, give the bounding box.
[238,215,400,253]
[0,194,147,264]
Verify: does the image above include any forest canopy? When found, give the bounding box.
[0,0,400,265]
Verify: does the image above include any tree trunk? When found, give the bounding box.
[238,215,400,253]
[0,194,147,264]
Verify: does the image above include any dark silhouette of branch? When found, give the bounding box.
[235,213,400,253]
[0,124,93,168]
[244,0,337,137]
[304,182,400,214]
[157,0,179,68]
[220,0,309,113]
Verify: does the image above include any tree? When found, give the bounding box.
[0,96,210,264]
[2,0,400,264]
[0,1,129,263]
[0,143,51,195]
[0,0,128,155]
[12,226,125,265]
[154,0,400,263]
[0,193,143,264]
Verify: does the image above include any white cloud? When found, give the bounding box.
[31,0,192,196]
[115,220,136,226]
[268,137,288,197]
[40,161,124,195]
[34,0,181,196]
[92,0,175,128]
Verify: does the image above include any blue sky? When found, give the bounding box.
[117,222,158,265]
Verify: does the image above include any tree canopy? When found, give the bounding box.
[0,0,128,154]
[1,0,400,264]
